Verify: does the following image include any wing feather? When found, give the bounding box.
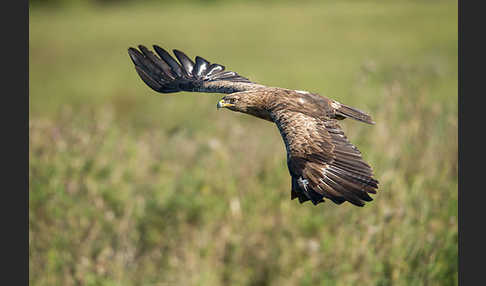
[128,45,264,94]
[173,49,195,77]
[153,45,184,78]
[273,111,378,206]
[193,56,210,78]
[138,45,175,80]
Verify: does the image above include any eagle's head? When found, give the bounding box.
[217,91,272,121]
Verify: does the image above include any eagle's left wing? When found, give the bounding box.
[273,110,379,206]
[128,45,265,94]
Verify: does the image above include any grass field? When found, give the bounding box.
[29,1,458,285]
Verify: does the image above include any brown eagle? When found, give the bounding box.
[128,45,379,207]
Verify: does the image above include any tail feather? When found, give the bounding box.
[334,103,375,125]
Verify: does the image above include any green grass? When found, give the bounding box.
[29,1,458,285]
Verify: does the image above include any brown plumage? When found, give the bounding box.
[128,45,379,207]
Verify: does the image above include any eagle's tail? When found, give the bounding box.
[335,103,375,125]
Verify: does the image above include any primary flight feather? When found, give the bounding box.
[128,44,379,207]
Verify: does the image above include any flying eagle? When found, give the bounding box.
[128,45,379,207]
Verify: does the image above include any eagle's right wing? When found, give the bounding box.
[273,110,379,207]
[128,45,265,94]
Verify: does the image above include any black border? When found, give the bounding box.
[4,0,29,283]
[458,0,481,285]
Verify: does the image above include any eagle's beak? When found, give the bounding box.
[217,99,234,110]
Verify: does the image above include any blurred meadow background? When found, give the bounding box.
[29,0,458,285]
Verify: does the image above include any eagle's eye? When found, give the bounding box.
[227,98,236,104]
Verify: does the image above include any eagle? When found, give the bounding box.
[128,45,379,207]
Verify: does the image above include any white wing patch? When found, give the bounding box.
[321,165,330,175]
[331,101,341,109]
[295,90,310,94]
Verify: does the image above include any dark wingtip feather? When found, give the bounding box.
[128,44,256,94]
[194,56,210,78]
[128,47,143,66]
[335,103,376,125]
[134,66,163,92]
[206,63,225,76]
[153,45,184,78]
[173,49,195,76]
